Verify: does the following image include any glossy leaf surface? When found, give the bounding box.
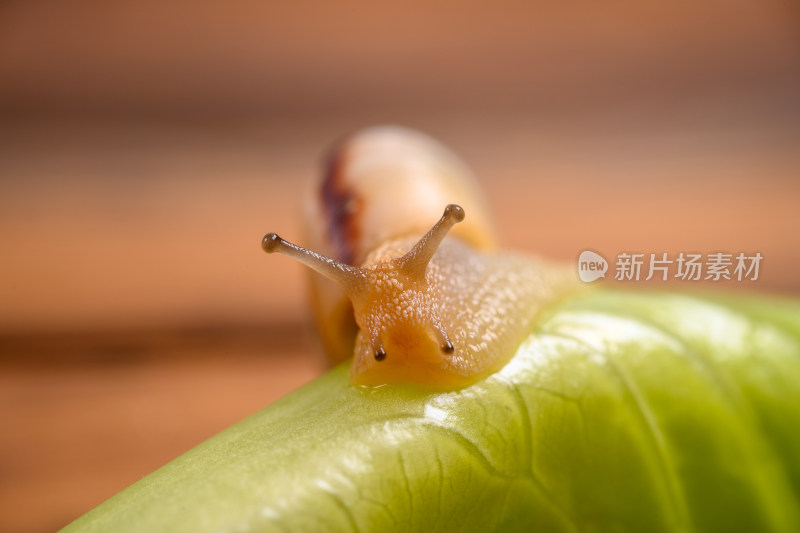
[62,290,800,532]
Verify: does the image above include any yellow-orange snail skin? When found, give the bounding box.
[301,126,497,366]
[263,126,577,389]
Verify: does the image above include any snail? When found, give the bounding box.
[263,126,577,389]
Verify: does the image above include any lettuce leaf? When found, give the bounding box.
[62,290,800,532]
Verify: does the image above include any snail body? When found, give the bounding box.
[264,126,575,388]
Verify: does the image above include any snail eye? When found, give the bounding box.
[374,346,387,362]
[441,341,454,354]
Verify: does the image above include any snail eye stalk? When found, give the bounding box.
[262,233,367,298]
[398,204,464,279]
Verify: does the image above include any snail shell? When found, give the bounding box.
[264,126,575,388]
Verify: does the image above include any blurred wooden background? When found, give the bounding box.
[1,1,799,531]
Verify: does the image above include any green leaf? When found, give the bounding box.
[62,290,800,532]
